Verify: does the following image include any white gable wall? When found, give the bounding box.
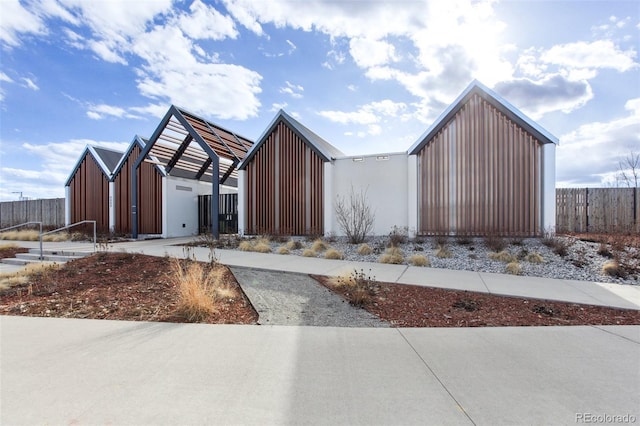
[330,153,408,237]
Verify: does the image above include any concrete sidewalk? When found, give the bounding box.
[4,237,640,310]
[1,316,638,425]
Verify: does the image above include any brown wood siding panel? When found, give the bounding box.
[417,94,542,236]
[113,146,162,235]
[246,122,323,235]
[69,154,109,233]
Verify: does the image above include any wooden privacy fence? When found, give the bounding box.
[0,198,65,229]
[556,188,639,233]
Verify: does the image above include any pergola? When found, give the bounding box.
[132,105,253,238]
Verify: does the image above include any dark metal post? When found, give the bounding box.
[211,156,220,239]
[132,163,138,239]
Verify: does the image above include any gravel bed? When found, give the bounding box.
[249,235,639,286]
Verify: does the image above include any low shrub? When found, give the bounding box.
[434,235,449,247]
[597,242,613,258]
[435,245,452,258]
[505,261,521,275]
[489,250,516,263]
[379,247,404,264]
[324,248,344,260]
[388,225,408,247]
[330,269,377,307]
[484,234,507,252]
[456,235,473,246]
[357,243,372,255]
[409,254,430,267]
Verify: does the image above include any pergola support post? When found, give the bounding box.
[211,156,220,238]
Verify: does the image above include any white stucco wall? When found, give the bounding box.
[331,153,408,237]
[542,143,557,234]
[237,170,246,236]
[64,186,71,226]
[323,162,333,236]
[162,176,211,238]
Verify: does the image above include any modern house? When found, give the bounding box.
[66,79,557,238]
[65,145,122,233]
[238,80,557,237]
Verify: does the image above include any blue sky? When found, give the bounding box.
[0,0,638,201]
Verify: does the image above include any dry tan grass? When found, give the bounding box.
[525,252,544,264]
[0,262,60,291]
[277,246,290,255]
[324,248,343,260]
[0,230,40,241]
[505,261,522,275]
[0,242,19,250]
[379,247,404,264]
[311,239,327,252]
[435,245,452,258]
[285,239,302,250]
[252,241,272,253]
[172,258,236,322]
[602,260,624,277]
[302,248,316,257]
[238,241,253,251]
[357,243,372,255]
[409,254,430,267]
[489,250,517,263]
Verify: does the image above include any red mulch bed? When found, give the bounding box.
[0,251,257,324]
[312,275,640,327]
[0,246,29,259]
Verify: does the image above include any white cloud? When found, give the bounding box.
[556,97,640,187]
[0,139,130,200]
[279,81,304,98]
[270,102,288,112]
[86,104,142,120]
[178,0,238,40]
[541,40,637,73]
[21,77,39,91]
[318,99,407,125]
[0,0,48,47]
[349,38,397,68]
[494,75,594,119]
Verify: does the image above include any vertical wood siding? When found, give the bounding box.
[417,94,541,236]
[246,122,324,235]
[114,145,162,234]
[69,154,110,233]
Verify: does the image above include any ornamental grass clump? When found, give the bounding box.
[324,248,344,260]
[435,245,452,259]
[525,252,544,264]
[379,247,404,264]
[409,254,430,267]
[172,258,236,322]
[277,246,290,255]
[489,250,517,263]
[357,243,372,255]
[302,248,316,257]
[311,239,327,253]
[330,269,377,307]
[286,239,303,250]
[505,261,522,275]
[602,260,627,278]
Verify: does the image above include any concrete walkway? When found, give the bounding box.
[1,316,638,425]
[3,237,640,309]
[1,238,639,424]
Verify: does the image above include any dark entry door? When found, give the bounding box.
[198,194,238,234]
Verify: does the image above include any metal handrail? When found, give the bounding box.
[39,221,96,260]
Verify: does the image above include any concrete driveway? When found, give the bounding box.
[1,316,638,425]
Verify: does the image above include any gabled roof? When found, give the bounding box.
[111,135,166,179]
[65,145,123,186]
[239,109,344,170]
[134,105,254,184]
[408,79,559,155]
